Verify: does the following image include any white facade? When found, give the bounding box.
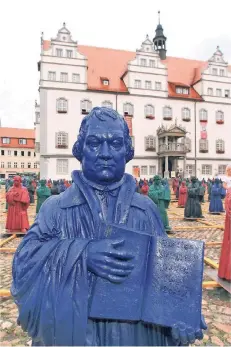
[36,25,231,180]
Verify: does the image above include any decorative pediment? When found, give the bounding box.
[52,22,77,44]
[157,123,187,137]
[208,46,227,65]
[137,35,155,53]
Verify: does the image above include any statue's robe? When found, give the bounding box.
[148,184,170,231]
[178,184,188,207]
[209,184,224,213]
[36,186,51,213]
[184,183,203,218]
[27,184,35,204]
[11,171,177,346]
[6,185,30,232]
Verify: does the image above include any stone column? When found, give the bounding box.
[183,156,187,178]
[164,155,169,178]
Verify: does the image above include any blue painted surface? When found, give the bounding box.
[11,107,206,346]
[209,179,224,213]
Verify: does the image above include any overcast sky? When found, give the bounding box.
[0,0,230,129]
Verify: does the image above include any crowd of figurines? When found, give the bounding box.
[135,176,226,232]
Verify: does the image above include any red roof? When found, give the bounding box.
[43,41,231,100]
[0,128,35,139]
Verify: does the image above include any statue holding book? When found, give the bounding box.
[11,107,206,346]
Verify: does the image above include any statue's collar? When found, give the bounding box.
[78,171,125,192]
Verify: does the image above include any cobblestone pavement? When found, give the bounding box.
[0,187,230,346]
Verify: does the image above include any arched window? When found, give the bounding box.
[199,109,208,121]
[102,100,113,108]
[57,98,68,113]
[199,139,208,153]
[216,139,225,153]
[123,102,134,116]
[145,135,156,151]
[163,106,172,120]
[81,99,92,115]
[216,110,224,124]
[144,104,155,119]
[182,108,191,121]
[55,131,68,148]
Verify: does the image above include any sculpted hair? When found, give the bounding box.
[72,107,134,163]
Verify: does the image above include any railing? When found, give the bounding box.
[158,143,187,153]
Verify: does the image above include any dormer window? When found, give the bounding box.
[66,50,73,58]
[101,78,109,86]
[220,69,225,76]
[149,60,155,68]
[225,90,230,98]
[140,59,147,67]
[176,86,189,95]
[212,68,218,75]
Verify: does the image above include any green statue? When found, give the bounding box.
[184,177,203,219]
[161,179,171,209]
[5,180,13,210]
[148,175,171,232]
[36,180,51,214]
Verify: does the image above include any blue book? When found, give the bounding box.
[89,225,204,330]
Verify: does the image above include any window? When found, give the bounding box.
[182,108,191,121]
[202,165,212,175]
[216,89,222,97]
[48,71,56,81]
[28,151,31,157]
[34,163,38,169]
[163,106,172,120]
[149,60,155,68]
[60,73,68,82]
[216,139,225,153]
[19,138,27,145]
[1,162,4,168]
[56,49,63,57]
[72,73,80,83]
[56,159,68,174]
[186,165,195,175]
[225,90,230,98]
[134,80,141,88]
[141,166,148,175]
[212,68,218,75]
[34,152,36,157]
[184,137,191,152]
[102,79,109,86]
[56,132,68,148]
[149,166,156,175]
[102,101,113,108]
[145,136,156,151]
[81,99,92,114]
[145,81,152,89]
[199,109,208,121]
[144,104,154,119]
[123,102,134,116]
[199,139,208,152]
[2,137,10,144]
[57,98,68,113]
[140,59,147,67]
[176,87,189,94]
[155,82,161,90]
[14,162,17,168]
[14,151,17,156]
[21,162,24,168]
[21,151,24,156]
[218,165,226,175]
[7,150,11,155]
[216,110,224,123]
[207,88,213,96]
[28,163,31,169]
[7,162,11,168]
[66,50,73,58]
[1,150,4,155]
[220,69,224,76]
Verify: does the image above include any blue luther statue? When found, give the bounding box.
[11,107,206,346]
[209,178,224,214]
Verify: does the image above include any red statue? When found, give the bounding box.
[218,188,231,281]
[178,181,188,208]
[140,180,149,195]
[172,178,179,194]
[6,176,30,233]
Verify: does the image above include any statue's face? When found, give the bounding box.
[13,177,21,187]
[82,116,126,185]
[154,178,161,185]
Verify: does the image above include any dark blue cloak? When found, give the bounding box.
[11,171,176,346]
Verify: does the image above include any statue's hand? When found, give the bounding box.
[87,239,134,283]
[171,316,207,345]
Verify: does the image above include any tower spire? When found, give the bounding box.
[158,11,160,24]
[153,11,167,60]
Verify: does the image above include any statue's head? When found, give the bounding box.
[191,176,197,183]
[226,164,231,177]
[13,175,21,187]
[40,179,46,187]
[181,180,186,186]
[214,177,220,185]
[153,175,161,185]
[72,107,134,185]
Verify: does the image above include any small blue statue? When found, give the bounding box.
[209,178,224,214]
[11,107,206,346]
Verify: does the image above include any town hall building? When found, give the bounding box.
[35,19,231,180]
